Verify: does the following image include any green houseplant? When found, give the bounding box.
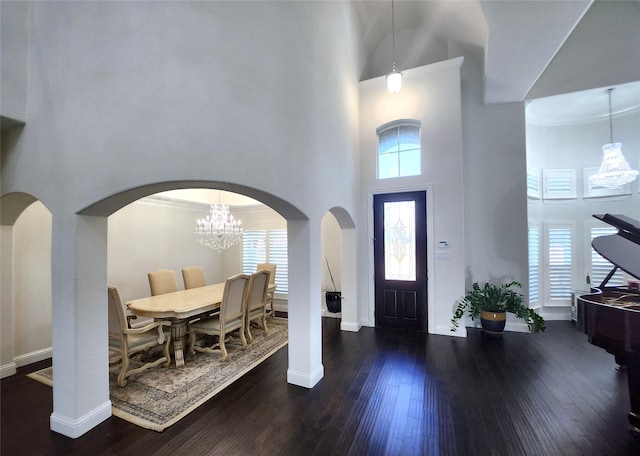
[450,280,545,334]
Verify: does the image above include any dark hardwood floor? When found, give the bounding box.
[3,318,640,455]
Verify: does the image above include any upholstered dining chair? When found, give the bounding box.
[182,266,206,289]
[256,262,276,316]
[245,269,270,343]
[108,285,171,387]
[187,273,250,361]
[148,269,179,296]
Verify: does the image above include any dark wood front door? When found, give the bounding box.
[373,191,427,331]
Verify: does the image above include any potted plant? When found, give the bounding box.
[323,257,341,313]
[450,280,545,334]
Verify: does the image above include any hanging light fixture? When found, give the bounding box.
[589,88,638,189]
[386,0,402,94]
[195,193,243,252]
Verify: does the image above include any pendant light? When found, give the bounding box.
[386,0,402,94]
[589,88,638,189]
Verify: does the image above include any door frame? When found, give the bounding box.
[367,185,435,333]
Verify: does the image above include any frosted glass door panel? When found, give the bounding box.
[383,201,416,281]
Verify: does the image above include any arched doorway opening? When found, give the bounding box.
[1,192,52,379]
[321,207,358,332]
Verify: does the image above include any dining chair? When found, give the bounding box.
[182,266,206,289]
[187,273,250,361]
[108,285,171,387]
[245,269,270,343]
[256,262,277,316]
[148,269,179,296]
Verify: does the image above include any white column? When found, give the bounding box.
[340,227,359,332]
[49,213,111,438]
[286,219,324,388]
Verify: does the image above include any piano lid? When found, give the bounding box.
[592,214,640,282]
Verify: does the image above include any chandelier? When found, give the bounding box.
[195,202,243,251]
[386,0,402,94]
[589,88,638,189]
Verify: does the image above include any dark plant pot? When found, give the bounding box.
[325,291,342,313]
[480,310,506,335]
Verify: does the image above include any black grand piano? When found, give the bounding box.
[577,213,640,431]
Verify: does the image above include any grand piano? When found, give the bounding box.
[577,213,640,431]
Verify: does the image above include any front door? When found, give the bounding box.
[373,191,427,331]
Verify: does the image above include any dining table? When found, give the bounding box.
[127,282,275,367]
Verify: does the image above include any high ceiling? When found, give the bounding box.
[355,0,593,104]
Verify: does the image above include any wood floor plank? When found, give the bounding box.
[4,320,640,455]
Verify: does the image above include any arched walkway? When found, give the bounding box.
[58,181,349,437]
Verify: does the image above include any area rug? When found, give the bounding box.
[27,316,288,432]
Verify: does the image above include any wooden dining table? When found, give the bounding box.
[127,282,275,367]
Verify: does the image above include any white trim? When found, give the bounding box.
[0,362,17,379]
[340,321,359,332]
[14,347,52,368]
[583,166,632,198]
[367,185,434,333]
[359,57,464,89]
[287,365,324,388]
[50,401,112,438]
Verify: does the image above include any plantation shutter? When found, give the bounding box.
[542,169,576,199]
[548,227,573,301]
[528,226,540,304]
[268,229,288,293]
[243,230,266,275]
[590,227,624,287]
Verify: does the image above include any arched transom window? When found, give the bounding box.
[376,119,421,179]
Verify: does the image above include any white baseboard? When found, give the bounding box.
[0,362,17,379]
[340,321,360,332]
[15,347,52,368]
[287,364,324,389]
[50,400,112,438]
[1,348,52,379]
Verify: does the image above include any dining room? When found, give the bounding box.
[2,185,350,431]
[3,185,347,375]
[106,188,289,310]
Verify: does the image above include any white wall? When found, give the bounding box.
[528,1,640,100]
[108,197,227,301]
[0,201,52,378]
[526,98,640,314]
[0,0,27,122]
[1,1,361,437]
[460,52,530,287]
[359,58,465,336]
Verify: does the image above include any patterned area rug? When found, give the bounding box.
[27,316,288,432]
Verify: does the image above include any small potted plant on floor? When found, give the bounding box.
[450,280,545,334]
[323,257,341,313]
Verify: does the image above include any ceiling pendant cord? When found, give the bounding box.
[607,88,614,144]
[392,0,396,70]
[386,0,402,94]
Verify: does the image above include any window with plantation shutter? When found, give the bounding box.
[243,229,288,294]
[527,167,541,199]
[546,226,574,302]
[243,230,266,275]
[589,227,624,288]
[528,225,540,304]
[268,229,288,294]
[542,169,576,199]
